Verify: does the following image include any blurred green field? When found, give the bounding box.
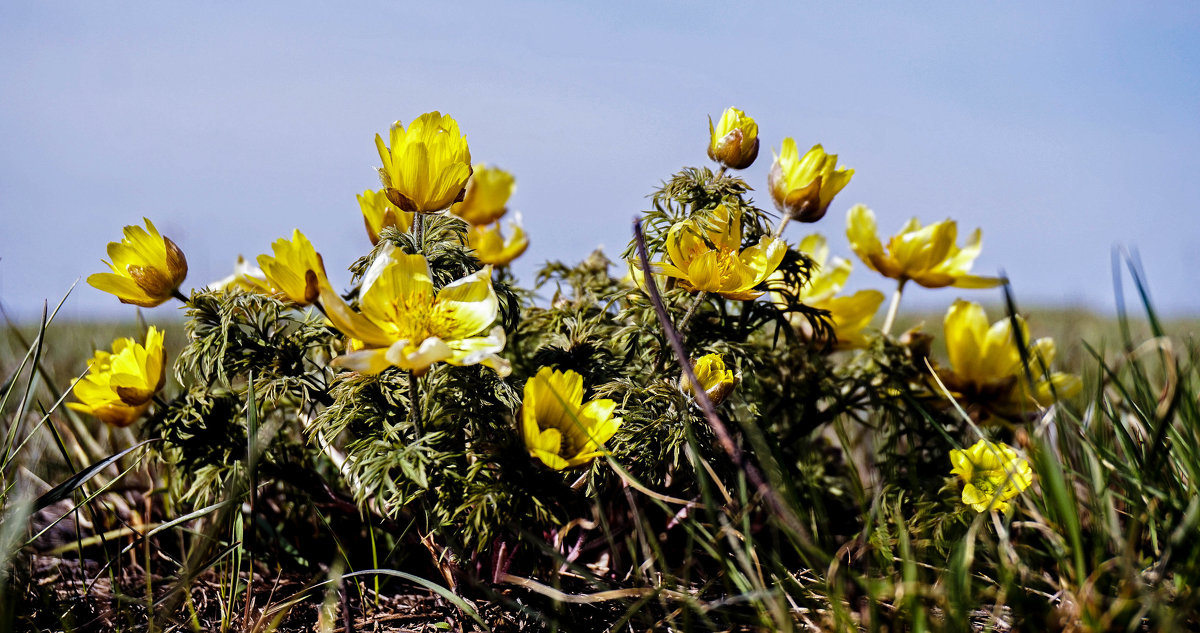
[9,305,1197,385]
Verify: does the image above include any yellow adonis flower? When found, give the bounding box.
[375,111,472,214]
[653,204,786,300]
[813,293,887,349]
[358,188,414,245]
[88,218,188,308]
[467,219,529,267]
[451,164,516,226]
[768,139,853,223]
[950,439,1033,513]
[680,353,739,405]
[66,326,167,427]
[208,255,271,294]
[257,229,327,306]
[319,244,510,377]
[938,300,1082,421]
[707,107,759,170]
[522,366,622,470]
[771,234,885,349]
[847,205,1003,289]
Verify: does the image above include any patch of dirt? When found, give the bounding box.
[11,554,532,632]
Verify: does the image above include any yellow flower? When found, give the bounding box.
[358,188,414,245]
[950,440,1033,513]
[680,353,739,405]
[451,164,516,226]
[768,139,853,223]
[66,327,167,427]
[375,111,472,213]
[787,234,852,304]
[770,234,885,349]
[938,300,1082,419]
[88,218,188,308]
[653,204,786,300]
[707,107,759,170]
[257,229,328,306]
[522,367,622,470]
[467,219,529,267]
[622,259,649,291]
[816,292,887,349]
[208,255,271,294]
[847,205,1003,289]
[320,244,510,377]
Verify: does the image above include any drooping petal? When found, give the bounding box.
[944,300,989,383]
[846,205,885,272]
[87,273,157,307]
[978,316,1024,380]
[445,327,511,377]
[529,429,570,470]
[1033,372,1083,405]
[451,164,516,225]
[432,267,498,339]
[740,236,787,287]
[798,234,830,269]
[386,337,454,375]
[330,347,395,375]
[319,283,393,348]
[820,290,885,349]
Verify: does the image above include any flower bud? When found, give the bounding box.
[208,255,270,294]
[257,229,327,306]
[768,139,853,223]
[681,353,739,406]
[88,219,188,307]
[451,164,516,226]
[67,327,167,427]
[467,218,529,267]
[358,189,413,245]
[376,112,472,213]
[707,107,759,170]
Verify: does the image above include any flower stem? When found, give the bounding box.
[773,215,791,238]
[880,278,908,337]
[677,292,707,339]
[409,371,423,435]
[653,292,707,372]
[171,289,190,305]
[412,213,425,251]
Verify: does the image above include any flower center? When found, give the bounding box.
[383,296,433,342]
[970,475,999,497]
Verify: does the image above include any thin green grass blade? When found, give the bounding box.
[33,439,157,510]
[1123,247,1164,339]
[3,304,48,469]
[340,569,489,630]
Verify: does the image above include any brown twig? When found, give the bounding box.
[632,218,814,548]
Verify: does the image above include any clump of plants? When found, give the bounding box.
[3,107,1198,632]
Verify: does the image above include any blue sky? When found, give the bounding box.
[2,1,1199,320]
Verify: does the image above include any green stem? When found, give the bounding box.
[773,215,791,239]
[171,289,190,305]
[413,212,425,251]
[653,292,707,373]
[677,292,707,341]
[880,278,908,337]
[409,371,423,435]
